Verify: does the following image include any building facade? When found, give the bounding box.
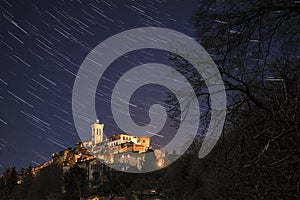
[30,119,164,188]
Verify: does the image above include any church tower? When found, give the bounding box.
[91,119,104,146]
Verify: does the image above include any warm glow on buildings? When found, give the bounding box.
[29,119,165,178]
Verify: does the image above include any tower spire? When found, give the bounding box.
[91,119,104,147]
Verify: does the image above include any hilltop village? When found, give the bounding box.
[83,119,154,171]
[0,119,182,199]
[30,119,169,187]
[0,119,195,199]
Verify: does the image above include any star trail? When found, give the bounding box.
[0,0,199,172]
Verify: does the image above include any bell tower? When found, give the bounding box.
[91,119,104,146]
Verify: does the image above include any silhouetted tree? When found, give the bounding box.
[0,167,18,199]
[63,165,88,200]
[141,149,159,172]
[166,0,300,199]
[27,164,63,200]
[11,166,34,199]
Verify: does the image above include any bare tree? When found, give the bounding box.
[166,0,300,199]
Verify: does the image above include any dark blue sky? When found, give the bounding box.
[0,0,199,171]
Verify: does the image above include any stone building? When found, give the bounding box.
[84,119,152,171]
[30,119,163,188]
[91,119,104,150]
[72,158,113,188]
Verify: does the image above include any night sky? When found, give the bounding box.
[0,0,200,172]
